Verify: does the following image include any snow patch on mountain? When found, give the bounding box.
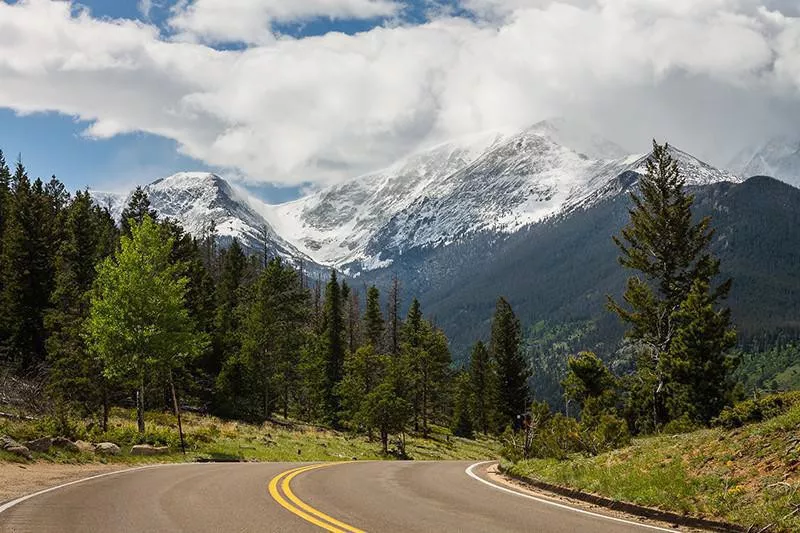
[729,137,800,188]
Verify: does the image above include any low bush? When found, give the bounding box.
[713,392,800,429]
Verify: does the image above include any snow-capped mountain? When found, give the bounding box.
[92,120,741,277]
[91,172,311,264]
[729,137,800,188]
[268,121,739,274]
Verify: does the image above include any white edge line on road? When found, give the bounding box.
[0,461,222,515]
[466,461,678,533]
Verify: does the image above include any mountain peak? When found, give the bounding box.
[526,118,630,160]
[91,172,315,267]
[729,137,800,188]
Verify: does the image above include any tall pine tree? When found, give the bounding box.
[490,297,530,429]
[322,270,346,425]
[0,163,59,368]
[120,186,157,237]
[363,285,384,350]
[469,340,495,434]
[608,141,735,429]
[46,191,117,429]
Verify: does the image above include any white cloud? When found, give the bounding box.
[1,0,800,187]
[138,0,153,19]
[168,0,401,44]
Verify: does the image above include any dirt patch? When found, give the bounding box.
[0,462,127,503]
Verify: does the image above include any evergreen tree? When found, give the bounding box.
[469,340,495,434]
[322,270,346,424]
[213,239,251,416]
[239,258,309,421]
[0,151,11,347]
[161,220,217,403]
[213,240,248,370]
[84,216,206,433]
[46,191,117,430]
[363,381,411,454]
[363,285,384,350]
[296,334,329,421]
[0,163,59,368]
[451,371,474,439]
[561,351,618,419]
[664,279,737,424]
[343,282,361,354]
[490,297,530,428]
[401,299,452,437]
[120,186,157,236]
[338,344,387,431]
[608,141,734,428]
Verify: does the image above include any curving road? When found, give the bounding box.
[0,461,679,532]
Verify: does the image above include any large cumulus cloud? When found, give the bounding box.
[1,0,800,186]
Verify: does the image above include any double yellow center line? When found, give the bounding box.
[268,463,366,532]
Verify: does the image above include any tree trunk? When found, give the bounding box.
[137,376,145,433]
[102,386,109,433]
[169,369,186,455]
[263,371,270,422]
[381,430,388,454]
[422,378,429,438]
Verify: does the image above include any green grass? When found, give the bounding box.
[0,408,500,466]
[506,396,800,532]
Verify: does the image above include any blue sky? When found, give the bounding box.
[0,0,442,202]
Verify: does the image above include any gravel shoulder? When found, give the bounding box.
[0,462,127,503]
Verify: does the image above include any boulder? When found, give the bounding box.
[24,437,53,453]
[75,440,96,453]
[1,435,32,460]
[95,442,121,456]
[130,444,170,456]
[52,437,80,452]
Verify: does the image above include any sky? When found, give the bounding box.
[1,0,800,202]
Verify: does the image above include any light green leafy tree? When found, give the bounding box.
[84,216,207,433]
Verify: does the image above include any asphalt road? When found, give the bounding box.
[0,461,678,532]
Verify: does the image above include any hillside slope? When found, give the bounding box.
[506,393,800,532]
[359,176,800,360]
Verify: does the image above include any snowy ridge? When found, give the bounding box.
[268,122,739,274]
[729,137,800,188]
[91,120,742,276]
[91,172,312,264]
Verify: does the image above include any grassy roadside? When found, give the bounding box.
[505,397,800,532]
[0,407,500,465]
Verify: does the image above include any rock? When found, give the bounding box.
[52,437,80,452]
[95,442,121,456]
[75,440,96,453]
[130,444,170,456]
[24,437,53,453]
[1,435,32,460]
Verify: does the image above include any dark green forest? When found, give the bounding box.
[1,142,795,458]
[0,151,530,452]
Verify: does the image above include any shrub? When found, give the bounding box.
[713,392,799,429]
[581,413,631,454]
[662,414,700,435]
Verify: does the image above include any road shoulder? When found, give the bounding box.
[488,464,735,533]
[0,462,126,504]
